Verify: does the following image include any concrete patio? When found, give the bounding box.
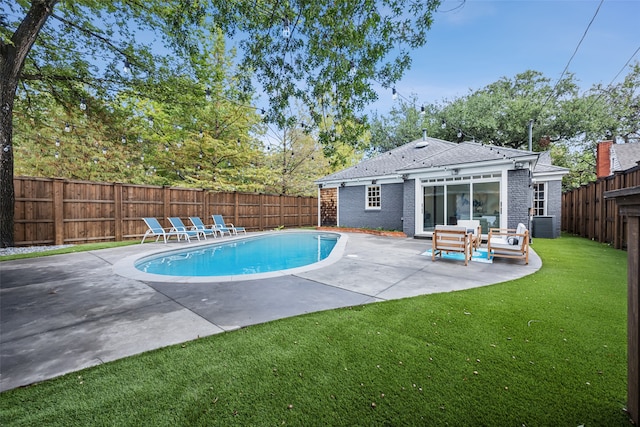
[0,231,541,392]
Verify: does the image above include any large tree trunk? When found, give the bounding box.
[0,1,57,247]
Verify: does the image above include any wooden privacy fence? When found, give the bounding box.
[13,176,318,246]
[562,166,640,249]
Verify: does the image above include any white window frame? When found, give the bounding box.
[366,185,381,210]
[533,182,547,216]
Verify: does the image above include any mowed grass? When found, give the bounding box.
[0,235,630,426]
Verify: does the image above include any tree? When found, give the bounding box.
[431,70,582,149]
[368,94,430,154]
[1,0,441,247]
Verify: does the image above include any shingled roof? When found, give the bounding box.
[612,142,640,172]
[317,137,539,182]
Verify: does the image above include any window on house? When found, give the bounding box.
[533,182,546,216]
[366,185,381,209]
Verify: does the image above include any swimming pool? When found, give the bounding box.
[122,231,345,282]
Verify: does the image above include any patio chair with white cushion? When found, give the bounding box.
[487,223,530,264]
[456,219,482,251]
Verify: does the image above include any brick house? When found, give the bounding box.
[316,133,568,238]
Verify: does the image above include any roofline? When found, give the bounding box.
[397,154,538,174]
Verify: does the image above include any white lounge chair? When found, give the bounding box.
[141,217,191,244]
[487,223,530,264]
[212,214,246,235]
[456,219,482,250]
[189,216,219,239]
[167,217,201,242]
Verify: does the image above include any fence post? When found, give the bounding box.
[259,194,264,230]
[114,182,123,241]
[605,186,640,425]
[202,190,209,220]
[53,178,64,245]
[163,186,171,227]
[234,191,239,225]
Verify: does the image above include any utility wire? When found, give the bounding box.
[538,0,604,116]
[585,44,640,111]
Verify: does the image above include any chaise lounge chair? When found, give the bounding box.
[189,216,220,239]
[487,223,530,264]
[212,214,246,235]
[431,225,472,266]
[167,217,202,241]
[141,217,192,244]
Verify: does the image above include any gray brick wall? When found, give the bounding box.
[338,183,404,231]
[403,179,416,237]
[507,169,531,229]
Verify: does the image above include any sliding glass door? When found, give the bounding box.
[423,180,500,233]
[471,182,500,233]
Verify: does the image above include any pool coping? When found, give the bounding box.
[112,230,348,283]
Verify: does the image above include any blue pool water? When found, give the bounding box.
[135,232,340,277]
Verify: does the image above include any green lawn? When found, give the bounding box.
[0,235,631,426]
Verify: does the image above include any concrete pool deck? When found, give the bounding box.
[0,231,541,392]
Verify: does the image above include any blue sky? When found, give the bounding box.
[367,0,640,115]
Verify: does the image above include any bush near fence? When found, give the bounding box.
[562,166,640,250]
[13,176,318,246]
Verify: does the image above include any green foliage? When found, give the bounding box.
[0,236,629,425]
[367,66,640,189]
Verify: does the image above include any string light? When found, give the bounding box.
[282,17,291,38]
[123,59,131,74]
[55,138,60,147]
[392,88,398,100]
[79,98,87,111]
[205,88,212,102]
[420,105,425,116]
[64,123,71,132]
[349,61,357,78]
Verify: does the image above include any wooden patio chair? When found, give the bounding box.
[431,225,472,266]
[487,223,530,264]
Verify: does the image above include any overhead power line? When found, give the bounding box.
[538,0,604,115]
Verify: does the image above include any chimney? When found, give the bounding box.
[422,128,427,141]
[596,140,614,178]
